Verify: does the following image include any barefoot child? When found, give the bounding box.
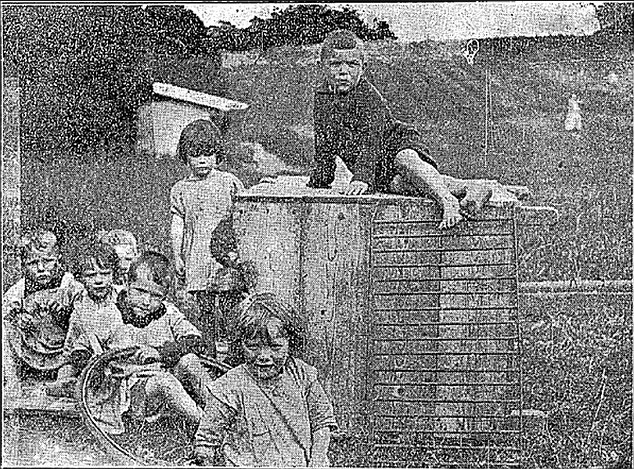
[170,119,245,357]
[71,251,211,433]
[194,292,337,467]
[2,230,81,394]
[309,29,492,229]
[98,229,140,285]
[47,242,124,396]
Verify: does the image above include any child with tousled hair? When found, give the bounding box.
[310,29,494,229]
[194,292,337,467]
[2,230,82,395]
[97,229,139,285]
[47,241,124,397]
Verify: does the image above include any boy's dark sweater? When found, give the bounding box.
[309,77,436,193]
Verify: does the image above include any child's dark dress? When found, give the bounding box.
[309,77,437,193]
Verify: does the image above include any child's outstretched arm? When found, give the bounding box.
[170,214,185,279]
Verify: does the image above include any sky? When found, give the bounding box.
[184,2,602,42]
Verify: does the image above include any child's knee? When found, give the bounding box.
[56,363,77,380]
[146,372,183,397]
[394,149,437,175]
[174,353,203,374]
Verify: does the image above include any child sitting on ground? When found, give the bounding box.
[308,29,493,229]
[47,242,124,397]
[194,292,337,467]
[170,119,245,358]
[2,230,82,395]
[97,229,140,285]
[71,251,211,434]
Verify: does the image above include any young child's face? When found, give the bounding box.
[188,152,217,178]
[24,250,60,287]
[113,244,137,275]
[82,260,114,301]
[242,317,289,381]
[125,277,166,323]
[324,48,364,94]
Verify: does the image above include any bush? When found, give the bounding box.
[2,5,217,153]
[207,4,396,52]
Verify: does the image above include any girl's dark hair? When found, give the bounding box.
[177,119,225,165]
[228,292,305,364]
[128,251,173,294]
[72,243,120,280]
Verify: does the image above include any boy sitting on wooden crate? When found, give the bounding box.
[308,29,493,229]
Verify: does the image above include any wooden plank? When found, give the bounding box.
[3,382,80,418]
[234,201,302,308]
[302,203,371,433]
[2,75,21,291]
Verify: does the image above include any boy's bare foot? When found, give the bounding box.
[438,196,464,230]
[460,182,493,218]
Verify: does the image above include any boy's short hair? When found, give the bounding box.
[230,292,305,359]
[98,229,138,252]
[72,243,120,279]
[19,230,60,261]
[320,29,365,63]
[128,251,173,293]
[177,119,225,165]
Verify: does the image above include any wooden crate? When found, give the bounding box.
[234,177,523,452]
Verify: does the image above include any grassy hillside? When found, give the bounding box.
[18,37,632,284]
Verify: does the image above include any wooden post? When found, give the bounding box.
[2,75,21,292]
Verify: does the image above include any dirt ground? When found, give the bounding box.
[3,414,116,466]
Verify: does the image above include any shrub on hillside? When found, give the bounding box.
[207,4,396,52]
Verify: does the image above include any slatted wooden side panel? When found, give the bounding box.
[369,202,522,468]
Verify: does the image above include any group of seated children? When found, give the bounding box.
[2,29,501,466]
[2,230,337,466]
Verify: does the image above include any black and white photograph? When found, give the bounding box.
[1,2,632,467]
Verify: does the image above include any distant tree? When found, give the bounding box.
[207,4,396,52]
[2,5,214,153]
[595,2,633,35]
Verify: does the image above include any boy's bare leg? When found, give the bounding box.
[172,353,212,407]
[146,373,202,427]
[442,176,493,218]
[393,149,463,229]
